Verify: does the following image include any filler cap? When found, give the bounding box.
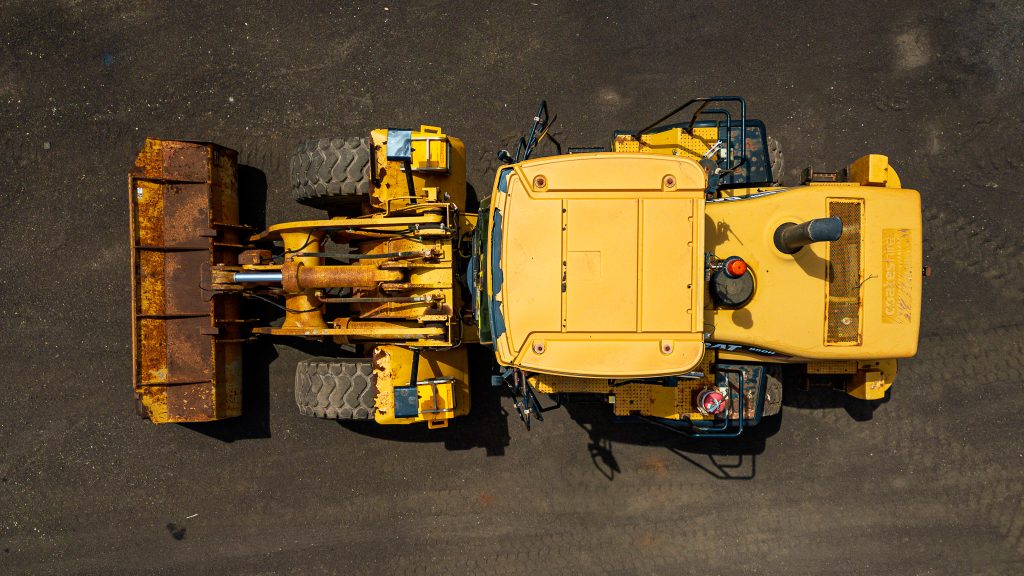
[723,256,747,278]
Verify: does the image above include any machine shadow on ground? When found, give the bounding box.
[782,386,890,422]
[180,337,276,442]
[333,359,890,481]
[534,383,885,481]
[557,397,779,480]
[335,344,512,456]
[336,347,791,481]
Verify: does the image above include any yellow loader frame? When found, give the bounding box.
[128,98,923,437]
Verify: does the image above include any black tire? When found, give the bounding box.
[767,136,784,184]
[294,358,377,419]
[762,365,783,418]
[290,137,371,211]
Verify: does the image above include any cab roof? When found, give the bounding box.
[488,153,707,378]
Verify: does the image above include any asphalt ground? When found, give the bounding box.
[2,1,1023,574]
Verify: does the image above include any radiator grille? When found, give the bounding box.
[826,199,863,345]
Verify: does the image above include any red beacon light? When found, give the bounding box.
[723,256,747,278]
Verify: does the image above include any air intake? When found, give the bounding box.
[826,199,863,345]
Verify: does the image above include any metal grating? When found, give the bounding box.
[614,138,640,153]
[529,375,607,394]
[612,127,717,159]
[611,351,716,419]
[613,383,652,416]
[806,360,859,374]
[826,199,864,345]
[675,127,718,158]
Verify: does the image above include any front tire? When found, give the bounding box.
[290,137,371,212]
[294,358,377,420]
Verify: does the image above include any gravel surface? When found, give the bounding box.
[1,2,1022,574]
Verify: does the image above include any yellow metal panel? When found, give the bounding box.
[515,336,705,378]
[502,176,564,353]
[678,127,719,158]
[847,359,897,400]
[487,182,515,365]
[491,153,708,377]
[372,345,470,426]
[641,198,698,332]
[566,199,638,332]
[260,213,448,238]
[410,125,450,173]
[862,197,922,358]
[848,154,902,188]
[521,152,706,194]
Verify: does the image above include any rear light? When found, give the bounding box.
[724,256,747,278]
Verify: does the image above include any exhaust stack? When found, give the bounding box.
[774,217,843,254]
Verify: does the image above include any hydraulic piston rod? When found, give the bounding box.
[233,272,283,283]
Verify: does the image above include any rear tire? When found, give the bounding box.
[767,136,784,184]
[290,137,371,211]
[762,365,783,417]
[294,358,377,419]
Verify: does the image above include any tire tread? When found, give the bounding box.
[290,137,371,210]
[294,358,377,420]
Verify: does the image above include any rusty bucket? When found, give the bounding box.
[128,139,246,422]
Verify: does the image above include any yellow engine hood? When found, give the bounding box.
[488,153,707,378]
[706,183,922,360]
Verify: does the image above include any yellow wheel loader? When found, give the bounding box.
[128,97,923,437]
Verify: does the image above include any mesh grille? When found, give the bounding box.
[806,360,859,374]
[826,200,863,345]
